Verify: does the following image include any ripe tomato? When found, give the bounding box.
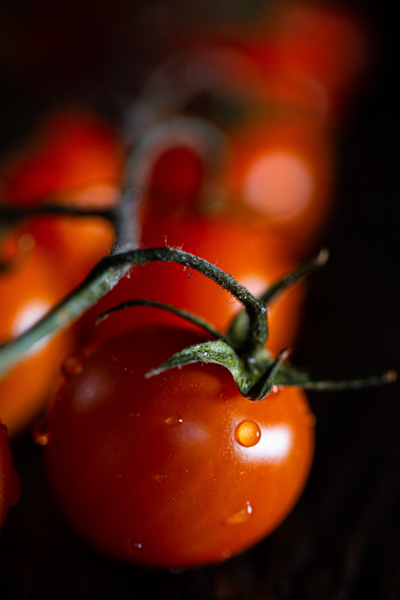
[0,421,21,529]
[0,232,72,436]
[83,214,306,357]
[0,109,124,204]
[43,325,314,568]
[221,112,334,251]
[0,108,123,289]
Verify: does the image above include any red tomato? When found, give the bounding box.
[83,214,306,357]
[43,325,314,568]
[0,232,73,436]
[0,109,124,204]
[180,2,371,120]
[0,108,123,289]
[221,113,334,251]
[0,421,21,529]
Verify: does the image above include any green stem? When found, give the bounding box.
[96,298,224,340]
[0,246,266,378]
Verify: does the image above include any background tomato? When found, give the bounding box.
[221,112,334,252]
[0,232,73,436]
[83,214,306,357]
[44,325,314,568]
[0,422,20,530]
[0,108,124,289]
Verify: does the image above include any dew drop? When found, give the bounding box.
[32,418,49,446]
[126,539,143,554]
[165,415,183,427]
[221,548,232,559]
[235,420,261,447]
[62,351,86,377]
[225,501,253,525]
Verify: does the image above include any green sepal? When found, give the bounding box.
[246,349,290,401]
[145,338,267,396]
[273,363,397,391]
[227,248,329,349]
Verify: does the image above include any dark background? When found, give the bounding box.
[1,1,399,598]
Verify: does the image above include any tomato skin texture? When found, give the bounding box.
[44,325,314,568]
[0,237,72,435]
[83,214,306,357]
[0,422,21,529]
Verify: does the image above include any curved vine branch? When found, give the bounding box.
[0,246,267,378]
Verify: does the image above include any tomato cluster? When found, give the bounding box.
[0,0,376,570]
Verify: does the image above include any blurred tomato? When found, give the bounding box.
[221,112,334,253]
[221,1,372,120]
[0,232,72,436]
[0,109,124,289]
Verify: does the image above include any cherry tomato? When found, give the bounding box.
[83,214,306,357]
[0,109,124,204]
[43,324,314,568]
[0,232,72,436]
[0,421,21,529]
[0,109,123,289]
[221,112,334,250]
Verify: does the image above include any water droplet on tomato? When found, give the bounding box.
[154,473,167,483]
[165,415,183,427]
[221,548,232,559]
[126,539,143,554]
[225,501,253,525]
[62,351,86,377]
[235,420,261,447]
[32,418,49,446]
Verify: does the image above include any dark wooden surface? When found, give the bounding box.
[1,1,399,598]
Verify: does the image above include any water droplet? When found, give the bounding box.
[272,385,279,393]
[154,473,167,483]
[0,422,8,435]
[62,351,86,377]
[165,415,183,427]
[33,418,49,446]
[126,539,143,554]
[221,548,232,559]
[112,445,119,451]
[235,420,261,447]
[225,502,253,525]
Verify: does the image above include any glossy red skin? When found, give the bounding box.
[44,325,314,568]
[0,235,73,435]
[83,214,306,357]
[0,422,21,529]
